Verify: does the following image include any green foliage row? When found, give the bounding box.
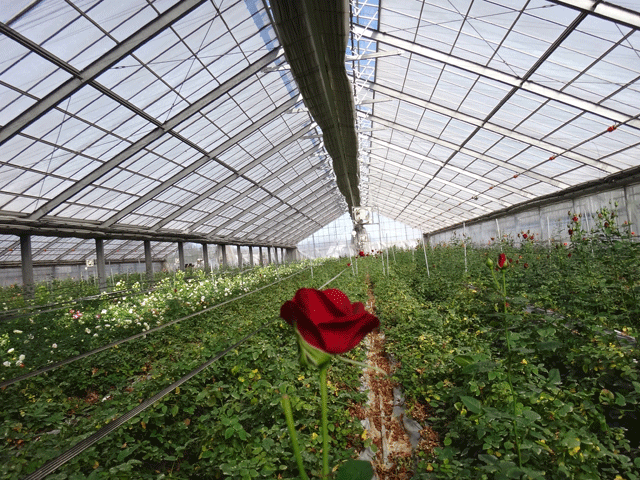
[0,260,368,479]
[369,232,640,479]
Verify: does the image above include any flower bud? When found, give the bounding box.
[486,258,494,269]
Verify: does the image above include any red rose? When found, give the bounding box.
[524,263,529,269]
[359,251,365,257]
[280,288,379,355]
[522,233,528,239]
[347,263,351,267]
[573,216,578,222]
[498,253,507,269]
[568,229,573,236]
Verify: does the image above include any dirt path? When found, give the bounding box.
[360,276,415,479]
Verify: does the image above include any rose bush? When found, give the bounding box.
[280,288,379,479]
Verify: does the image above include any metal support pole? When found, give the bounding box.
[274,247,279,264]
[221,244,228,268]
[268,246,272,265]
[259,246,264,266]
[177,241,185,271]
[202,243,210,274]
[20,234,34,298]
[422,234,430,277]
[249,246,254,267]
[95,238,107,293]
[237,245,242,269]
[312,233,317,259]
[463,222,467,273]
[144,240,153,285]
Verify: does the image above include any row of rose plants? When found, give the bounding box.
[1,263,305,378]
[1,259,374,479]
[364,233,639,478]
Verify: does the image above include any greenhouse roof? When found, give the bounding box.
[0,0,639,262]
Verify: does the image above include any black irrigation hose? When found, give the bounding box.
[20,267,345,480]
[0,265,313,389]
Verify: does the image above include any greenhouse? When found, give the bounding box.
[1,0,640,478]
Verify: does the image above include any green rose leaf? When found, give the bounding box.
[460,395,483,414]
[334,460,374,480]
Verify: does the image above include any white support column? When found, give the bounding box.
[95,238,107,293]
[249,246,254,267]
[20,234,34,298]
[274,247,279,264]
[259,246,264,266]
[237,245,243,269]
[144,240,153,284]
[221,244,228,268]
[268,247,272,264]
[202,243,210,273]
[177,241,185,271]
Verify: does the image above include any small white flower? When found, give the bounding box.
[15,360,22,367]
[52,343,57,348]
[18,354,25,361]
[3,361,11,367]
[85,328,91,334]
[13,330,22,334]
[104,324,111,328]
[7,348,14,354]
[101,309,107,314]
[93,333,98,337]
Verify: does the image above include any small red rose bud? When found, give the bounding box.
[568,253,572,257]
[498,253,506,269]
[524,263,529,269]
[568,229,573,236]
[573,216,578,222]
[523,233,528,239]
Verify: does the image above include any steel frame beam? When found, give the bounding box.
[367,164,482,217]
[370,137,535,201]
[354,25,640,130]
[233,186,337,240]
[369,154,506,210]
[151,122,315,230]
[210,172,325,237]
[101,96,300,228]
[363,81,619,175]
[25,48,286,223]
[249,190,338,244]
[0,0,209,147]
[549,0,640,30]
[190,144,323,232]
[370,115,568,190]
[371,194,451,231]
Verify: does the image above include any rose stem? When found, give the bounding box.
[320,365,330,478]
[281,394,310,480]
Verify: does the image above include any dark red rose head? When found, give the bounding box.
[359,251,365,257]
[568,229,573,236]
[498,253,507,269]
[573,216,578,222]
[280,288,379,356]
[522,233,528,239]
